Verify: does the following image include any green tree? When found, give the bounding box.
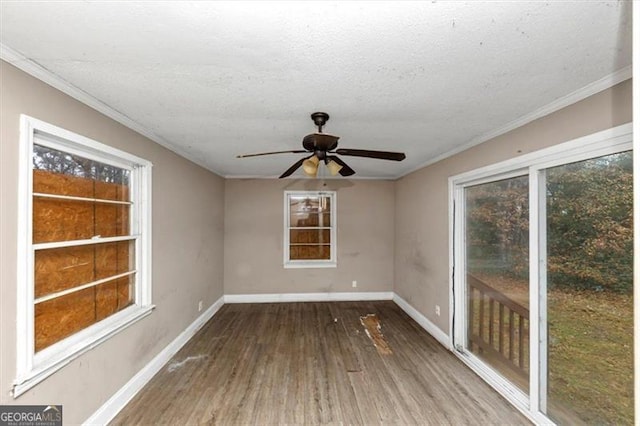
[546,152,633,293]
[466,175,529,278]
[466,151,632,293]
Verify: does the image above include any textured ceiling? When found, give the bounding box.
[0,1,632,179]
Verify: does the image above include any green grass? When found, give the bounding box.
[548,289,633,425]
[470,273,633,425]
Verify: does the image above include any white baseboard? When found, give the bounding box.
[224,291,394,304]
[83,295,225,425]
[392,293,452,350]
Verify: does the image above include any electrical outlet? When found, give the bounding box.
[352,280,357,288]
[198,300,203,312]
[435,305,441,316]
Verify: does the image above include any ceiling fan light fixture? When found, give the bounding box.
[302,155,319,177]
[326,160,343,176]
[237,111,406,178]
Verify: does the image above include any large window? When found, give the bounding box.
[284,191,336,268]
[15,116,153,396]
[451,123,633,424]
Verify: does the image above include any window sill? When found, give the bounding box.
[284,261,337,269]
[13,304,154,398]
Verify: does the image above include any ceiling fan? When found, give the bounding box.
[236,112,406,178]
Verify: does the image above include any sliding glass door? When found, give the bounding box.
[451,124,633,424]
[541,151,633,424]
[465,176,530,393]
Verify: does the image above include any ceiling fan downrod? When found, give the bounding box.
[310,112,329,133]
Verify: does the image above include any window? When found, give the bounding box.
[284,191,336,268]
[15,116,153,396]
[450,122,633,424]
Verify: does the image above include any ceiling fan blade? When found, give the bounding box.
[335,148,406,161]
[326,155,356,176]
[279,155,312,178]
[237,149,308,158]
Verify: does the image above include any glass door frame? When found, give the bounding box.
[450,123,632,424]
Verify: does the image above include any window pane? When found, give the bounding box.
[544,151,633,424]
[33,197,130,243]
[34,274,135,352]
[95,203,130,237]
[35,241,134,299]
[35,288,96,352]
[96,275,134,321]
[33,197,94,243]
[33,144,130,200]
[290,213,331,228]
[32,145,131,244]
[289,245,331,260]
[289,196,331,227]
[95,241,135,279]
[35,245,94,298]
[290,229,331,244]
[465,175,529,393]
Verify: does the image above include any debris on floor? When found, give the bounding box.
[360,314,393,355]
[167,354,208,372]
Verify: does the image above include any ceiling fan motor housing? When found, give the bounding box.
[302,133,340,153]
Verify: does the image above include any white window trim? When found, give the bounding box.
[14,115,154,397]
[283,190,337,268]
[448,122,632,424]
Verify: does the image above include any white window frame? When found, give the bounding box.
[283,191,337,268]
[14,115,154,397]
[449,122,632,424]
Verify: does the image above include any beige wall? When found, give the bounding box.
[394,79,633,334]
[224,179,394,294]
[0,62,225,423]
[0,57,632,422]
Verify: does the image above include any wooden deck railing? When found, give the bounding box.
[467,274,529,379]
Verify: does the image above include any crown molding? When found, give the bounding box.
[2,43,630,181]
[0,43,217,175]
[223,174,393,180]
[399,65,633,179]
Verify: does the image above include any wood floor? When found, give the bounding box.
[111,301,529,425]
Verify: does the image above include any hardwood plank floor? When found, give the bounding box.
[111,301,529,425]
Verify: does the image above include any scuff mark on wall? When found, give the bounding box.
[410,246,429,274]
[343,251,361,258]
[360,314,393,355]
[167,354,208,372]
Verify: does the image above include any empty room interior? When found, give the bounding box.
[0,2,637,425]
